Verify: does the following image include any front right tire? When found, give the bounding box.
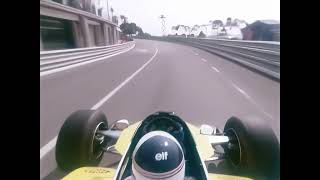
[223,116,279,179]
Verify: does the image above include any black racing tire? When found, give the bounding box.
[55,110,108,171]
[223,116,280,179]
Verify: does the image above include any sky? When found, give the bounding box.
[104,0,280,36]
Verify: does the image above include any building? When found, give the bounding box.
[171,25,188,36]
[242,20,280,41]
[40,0,120,51]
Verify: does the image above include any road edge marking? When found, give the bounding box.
[210,66,220,72]
[201,58,207,62]
[91,47,158,110]
[40,136,57,159]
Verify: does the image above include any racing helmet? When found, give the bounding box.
[131,131,185,180]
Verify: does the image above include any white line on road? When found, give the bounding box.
[190,50,199,56]
[91,47,159,110]
[40,136,57,159]
[232,83,251,99]
[210,66,220,72]
[231,83,273,119]
[201,62,273,120]
[201,58,207,62]
[40,47,159,160]
[40,43,136,77]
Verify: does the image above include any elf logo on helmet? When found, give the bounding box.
[155,151,168,161]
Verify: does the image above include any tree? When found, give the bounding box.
[143,33,151,38]
[120,22,130,34]
[212,20,223,28]
[120,15,127,23]
[198,31,206,38]
[211,20,224,36]
[171,26,178,34]
[120,22,139,37]
[136,26,144,35]
[226,17,232,26]
[129,23,137,35]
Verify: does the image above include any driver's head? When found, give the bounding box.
[131,131,185,180]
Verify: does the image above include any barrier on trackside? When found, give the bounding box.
[40,41,135,72]
[135,36,280,80]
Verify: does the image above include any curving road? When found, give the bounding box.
[40,39,280,179]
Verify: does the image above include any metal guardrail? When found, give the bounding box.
[135,36,280,80]
[40,42,135,72]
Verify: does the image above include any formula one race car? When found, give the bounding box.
[55,110,280,180]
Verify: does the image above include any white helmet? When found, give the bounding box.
[131,131,185,180]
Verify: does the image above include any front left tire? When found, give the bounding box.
[55,110,108,171]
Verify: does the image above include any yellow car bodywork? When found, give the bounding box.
[62,121,252,180]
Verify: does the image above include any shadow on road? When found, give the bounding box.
[42,168,67,180]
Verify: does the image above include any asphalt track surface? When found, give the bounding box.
[40,39,280,179]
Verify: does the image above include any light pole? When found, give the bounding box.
[159,15,166,36]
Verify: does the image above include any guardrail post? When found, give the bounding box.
[79,16,92,47]
[40,32,43,51]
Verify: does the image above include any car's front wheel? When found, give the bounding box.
[55,110,108,171]
[223,116,279,179]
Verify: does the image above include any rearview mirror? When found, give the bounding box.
[111,119,129,130]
